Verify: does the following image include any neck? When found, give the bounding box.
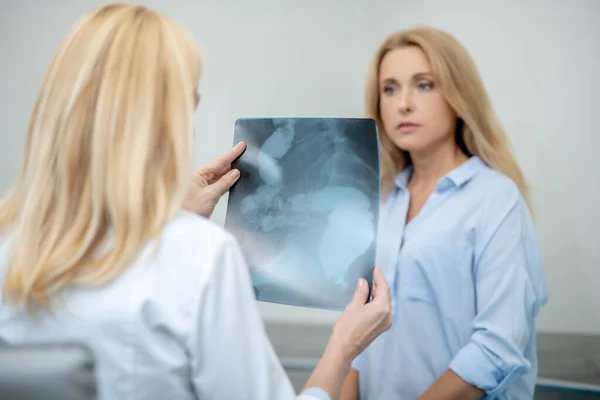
[409,141,468,187]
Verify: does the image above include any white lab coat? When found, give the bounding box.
[0,210,329,400]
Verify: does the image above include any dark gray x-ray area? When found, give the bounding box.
[224,118,381,310]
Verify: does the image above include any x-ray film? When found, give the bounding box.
[224,118,380,310]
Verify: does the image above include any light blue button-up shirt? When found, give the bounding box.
[352,156,549,399]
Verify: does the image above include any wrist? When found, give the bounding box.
[324,336,354,367]
[181,200,210,219]
[303,338,353,399]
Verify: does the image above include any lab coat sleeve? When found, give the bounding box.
[187,233,331,400]
[449,199,544,398]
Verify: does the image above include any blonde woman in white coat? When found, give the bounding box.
[0,4,392,400]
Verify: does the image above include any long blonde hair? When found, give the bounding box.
[366,26,532,210]
[0,3,202,311]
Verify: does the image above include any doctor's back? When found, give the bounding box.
[0,211,300,399]
[0,4,314,399]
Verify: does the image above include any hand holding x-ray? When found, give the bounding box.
[183,141,246,218]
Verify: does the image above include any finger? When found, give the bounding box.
[371,266,390,302]
[206,168,241,198]
[204,142,246,173]
[348,277,370,307]
[195,165,228,186]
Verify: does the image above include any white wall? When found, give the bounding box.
[1,0,598,333]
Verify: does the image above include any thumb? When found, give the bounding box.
[208,169,241,198]
[349,277,370,307]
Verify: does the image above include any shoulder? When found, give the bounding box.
[472,165,522,205]
[158,210,243,265]
[160,210,238,252]
[465,163,530,225]
[464,163,536,241]
[147,210,245,288]
[137,211,250,326]
[467,165,542,256]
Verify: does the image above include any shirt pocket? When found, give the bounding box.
[397,229,475,314]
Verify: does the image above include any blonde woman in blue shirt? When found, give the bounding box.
[341,27,549,399]
[0,4,393,400]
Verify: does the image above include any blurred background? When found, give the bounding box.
[1,0,599,397]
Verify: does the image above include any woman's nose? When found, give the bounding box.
[397,90,413,113]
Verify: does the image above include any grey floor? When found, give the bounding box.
[265,323,600,399]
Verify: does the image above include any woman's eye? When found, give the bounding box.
[383,86,396,95]
[418,81,433,91]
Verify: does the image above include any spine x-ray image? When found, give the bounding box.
[224,118,380,310]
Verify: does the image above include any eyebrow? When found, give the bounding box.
[381,72,434,85]
[413,72,434,80]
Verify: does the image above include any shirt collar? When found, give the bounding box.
[394,156,487,191]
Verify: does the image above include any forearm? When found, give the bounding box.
[303,344,353,400]
[418,369,484,400]
[339,368,359,400]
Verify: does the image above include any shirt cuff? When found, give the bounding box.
[449,341,526,398]
[351,352,363,372]
[298,387,331,400]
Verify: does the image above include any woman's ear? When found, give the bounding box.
[194,91,200,109]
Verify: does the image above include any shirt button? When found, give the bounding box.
[437,177,453,191]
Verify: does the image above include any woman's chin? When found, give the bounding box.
[389,136,424,153]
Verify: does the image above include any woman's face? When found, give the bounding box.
[378,45,457,155]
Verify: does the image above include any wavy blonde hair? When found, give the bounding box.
[366,26,532,210]
[0,3,201,311]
